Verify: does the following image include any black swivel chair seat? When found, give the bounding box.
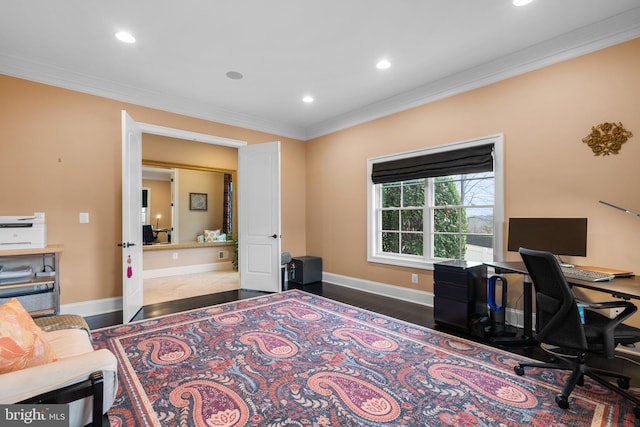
[142,224,155,245]
[515,247,640,418]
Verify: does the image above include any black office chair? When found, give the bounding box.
[515,247,640,417]
[142,224,155,245]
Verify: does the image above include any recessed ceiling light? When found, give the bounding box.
[115,31,136,44]
[513,0,534,6]
[376,59,391,70]
[226,71,244,80]
[302,95,314,103]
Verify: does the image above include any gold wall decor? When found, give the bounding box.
[582,122,633,156]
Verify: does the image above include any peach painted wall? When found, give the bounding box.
[0,75,306,305]
[176,170,224,242]
[143,134,239,168]
[306,38,640,319]
[1,37,638,320]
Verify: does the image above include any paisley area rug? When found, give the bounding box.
[92,290,638,426]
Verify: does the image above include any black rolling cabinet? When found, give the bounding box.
[433,260,487,333]
[288,256,322,285]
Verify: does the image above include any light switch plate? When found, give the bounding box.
[79,212,90,223]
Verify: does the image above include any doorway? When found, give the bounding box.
[121,113,282,321]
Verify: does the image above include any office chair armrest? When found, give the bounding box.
[587,300,636,310]
[574,298,626,309]
[587,300,636,324]
[587,300,637,322]
[586,300,637,357]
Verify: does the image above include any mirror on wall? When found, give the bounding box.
[142,161,234,245]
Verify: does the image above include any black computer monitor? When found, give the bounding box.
[507,218,587,257]
[142,225,155,245]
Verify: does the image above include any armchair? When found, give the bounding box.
[0,303,117,427]
[514,247,640,418]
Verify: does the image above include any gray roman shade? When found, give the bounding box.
[371,144,494,184]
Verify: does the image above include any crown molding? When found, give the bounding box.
[0,55,308,140]
[1,7,639,142]
[305,8,640,140]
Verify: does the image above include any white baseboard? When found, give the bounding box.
[61,263,233,317]
[323,271,528,329]
[143,262,233,279]
[63,271,524,327]
[504,307,526,330]
[61,296,123,318]
[617,344,640,358]
[322,272,434,307]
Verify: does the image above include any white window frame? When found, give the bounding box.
[367,134,504,270]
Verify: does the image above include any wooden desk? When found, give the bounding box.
[567,274,640,301]
[488,261,640,299]
[484,260,640,345]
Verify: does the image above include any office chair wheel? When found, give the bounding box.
[514,365,525,376]
[555,394,570,409]
[617,377,630,389]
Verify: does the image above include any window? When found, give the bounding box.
[432,172,495,260]
[380,179,425,255]
[368,135,503,269]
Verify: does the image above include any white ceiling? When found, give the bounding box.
[1,1,639,141]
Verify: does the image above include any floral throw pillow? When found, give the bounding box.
[0,298,57,374]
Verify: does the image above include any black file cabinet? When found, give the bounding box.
[433,260,487,332]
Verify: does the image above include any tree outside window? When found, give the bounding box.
[379,172,493,261]
[433,177,467,259]
[381,180,424,255]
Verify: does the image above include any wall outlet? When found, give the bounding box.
[172,252,178,260]
[411,274,418,284]
[218,250,228,260]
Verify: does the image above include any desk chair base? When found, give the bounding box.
[514,355,640,418]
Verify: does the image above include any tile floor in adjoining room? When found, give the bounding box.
[143,271,240,305]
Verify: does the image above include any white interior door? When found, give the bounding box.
[121,110,144,323]
[121,120,246,320]
[238,141,281,292]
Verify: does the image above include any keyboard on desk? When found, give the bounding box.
[561,266,615,282]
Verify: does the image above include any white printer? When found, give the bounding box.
[0,212,47,250]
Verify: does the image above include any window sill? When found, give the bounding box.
[367,254,438,271]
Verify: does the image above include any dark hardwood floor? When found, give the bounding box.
[85,281,548,360]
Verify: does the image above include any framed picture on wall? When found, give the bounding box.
[190,192,208,211]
